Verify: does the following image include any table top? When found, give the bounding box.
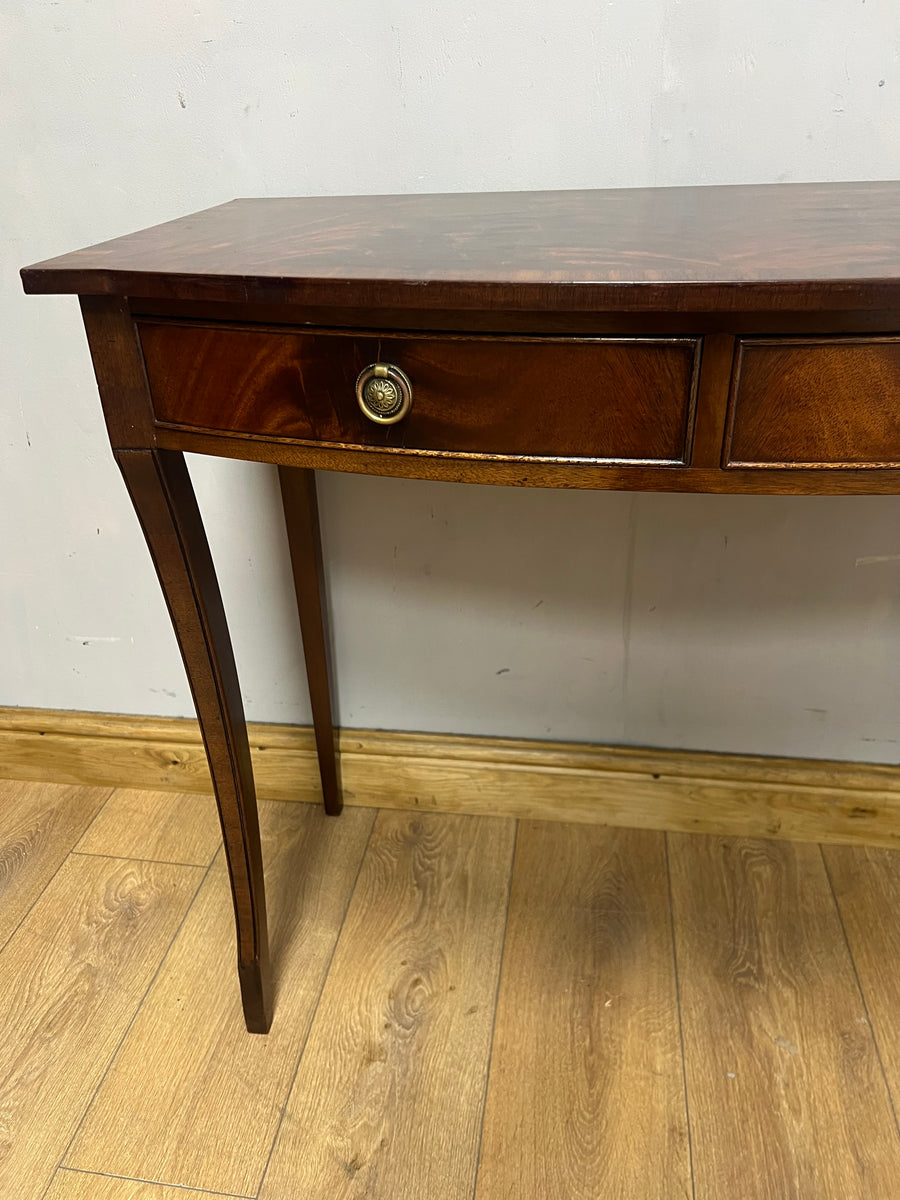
[21,181,900,314]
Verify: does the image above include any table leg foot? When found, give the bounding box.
[239,951,274,1034]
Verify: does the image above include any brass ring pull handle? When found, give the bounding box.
[355,362,413,425]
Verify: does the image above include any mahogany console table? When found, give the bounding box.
[21,181,900,1033]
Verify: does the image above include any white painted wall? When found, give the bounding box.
[3,1,900,761]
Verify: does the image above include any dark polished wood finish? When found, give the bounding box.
[278,467,341,816]
[21,181,900,313]
[690,334,737,469]
[727,338,900,467]
[78,295,272,1033]
[139,320,700,465]
[153,423,900,495]
[116,448,272,1032]
[22,181,900,1031]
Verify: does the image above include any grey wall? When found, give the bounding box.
[3,1,900,760]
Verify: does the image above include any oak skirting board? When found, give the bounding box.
[2,706,900,849]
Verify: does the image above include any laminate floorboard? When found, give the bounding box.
[4,779,900,1200]
[258,810,516,1200]
[822,843,900,1123]
[74,788,222,865]
[44,1167,246,1199]
[0,779,110,950]
[66,802,376,1197]
[475,823,691,1200]
[0,851,203,1199]
[668,833,900,1199]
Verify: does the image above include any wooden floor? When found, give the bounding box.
[3,781,900,1199]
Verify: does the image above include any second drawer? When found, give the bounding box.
[726,337,900,467]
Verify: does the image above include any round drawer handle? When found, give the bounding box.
[355,362,413,425]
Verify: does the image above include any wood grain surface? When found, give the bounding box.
[669,834,900,1199]
[125,294,900,338]
[156,421,900,494]
[476,823,691,1200]
[44,1170,244,1200]
[74,788,221,865]
[5,781,900,1197]
[78,295,156,450]
[0,779,110,950]
[822,843,900,1114]
[0,853,203,1199]
[6,708,900,848]
[9,705,900,790]
[689,332,736,468]
[21,182,900,313]
[727,338,900,466]
[116,447,272,1032]
[278,466,341,815]
[66,801,375,1196]
[259,809,516,1200]
[141,321,698,464]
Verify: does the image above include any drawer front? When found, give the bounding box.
[138,321,699,464]
[727,337,900,467]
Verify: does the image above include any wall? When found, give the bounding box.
[3,1,899,761]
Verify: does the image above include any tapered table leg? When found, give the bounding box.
[278,466,342,815]
[117,448,273,1033]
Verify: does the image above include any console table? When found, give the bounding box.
[21,181,900,1033]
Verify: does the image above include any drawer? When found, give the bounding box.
[138,321,700,465]
[726,337,900,467]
